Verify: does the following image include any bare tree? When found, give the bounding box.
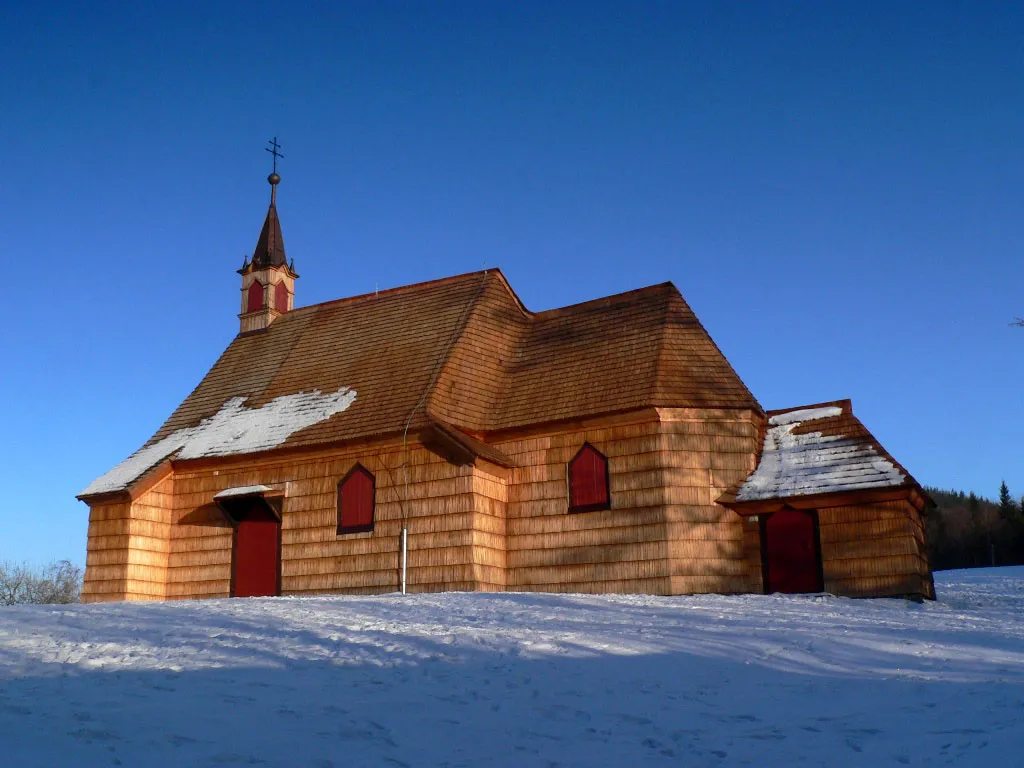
[0,562,32,605]
[0,560,83,605]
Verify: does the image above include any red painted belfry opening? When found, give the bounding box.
[247,280,265,313]
[274,281,288,313]
[568,443,610,513]
[762,507,823,594]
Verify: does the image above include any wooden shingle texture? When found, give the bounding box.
[730,400,921,503]
[90,269,762,494]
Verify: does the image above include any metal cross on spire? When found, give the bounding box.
[266,136,284,174]
[265,137,283,204]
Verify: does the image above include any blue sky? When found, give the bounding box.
[3,2,1023,565]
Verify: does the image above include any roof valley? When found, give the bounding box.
[424,272,531,433]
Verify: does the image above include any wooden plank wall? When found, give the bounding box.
[498,420,670,594]
[159,441,508,599]
[81,475,173,602]
[470,466,507,590]
[740,517,764,593]
[91,406,761,601]
[819,499,933,598]
[495,419,654,593]
[496,407,759,596]
[83,405,935,602]
[125,478,172,599]
[81,499,131,603]
[660,408,761,595]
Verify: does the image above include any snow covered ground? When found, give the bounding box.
[1,569,1022,767]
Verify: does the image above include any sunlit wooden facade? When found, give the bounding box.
[78,187,933,602]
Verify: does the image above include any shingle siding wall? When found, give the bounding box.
[494,408,761,595]
[660,409,763,595]
[81,408,931,602]
[81,475,173,602]
[819,499,933,599]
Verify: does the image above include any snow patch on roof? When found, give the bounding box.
[768,406,843,426]
[737,410,904,501]
[214,485,273,500]
[81,387,357,497]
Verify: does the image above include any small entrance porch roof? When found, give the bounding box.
[214,485,285,523]
[719,400,932,515]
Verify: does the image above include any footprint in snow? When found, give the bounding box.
[617,714,653,726]
[720,714,759,723]
[69,728,117,743]
[208,752,267,764]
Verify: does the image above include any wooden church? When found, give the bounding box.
[78,167,935,602]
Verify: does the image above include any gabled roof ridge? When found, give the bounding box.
[529,281,676,320]
[280,268,504,318]
[767,399,853,418]
[487,269,532,319]
[287,271,675,322]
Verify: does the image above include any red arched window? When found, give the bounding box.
[247,280,265,313]
[274,281,289,312]
[337,464,375,534]
[568,443,610,513]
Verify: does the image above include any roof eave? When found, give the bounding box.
[421,418,516,468]
[76,459,175,505]
[718,483,930,515]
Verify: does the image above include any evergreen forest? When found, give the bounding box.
[926,482,1024,570]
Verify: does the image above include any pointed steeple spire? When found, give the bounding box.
[237,138,299,333]
[254,136,287,269]
[251,193,287,269]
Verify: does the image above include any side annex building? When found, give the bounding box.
[78,175,935,602]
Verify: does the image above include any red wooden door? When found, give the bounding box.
[763,508,822,594]
[233,506,280,598]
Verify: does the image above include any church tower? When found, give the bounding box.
[238,138,299,333]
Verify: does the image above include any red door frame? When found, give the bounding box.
[229,502,282,598]
[759,507,824,594]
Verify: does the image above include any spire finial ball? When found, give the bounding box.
[268,172,281,185]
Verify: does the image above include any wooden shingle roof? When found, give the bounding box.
[719,399,929,512]
[426,277,763,433]
[83,269,761,496]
